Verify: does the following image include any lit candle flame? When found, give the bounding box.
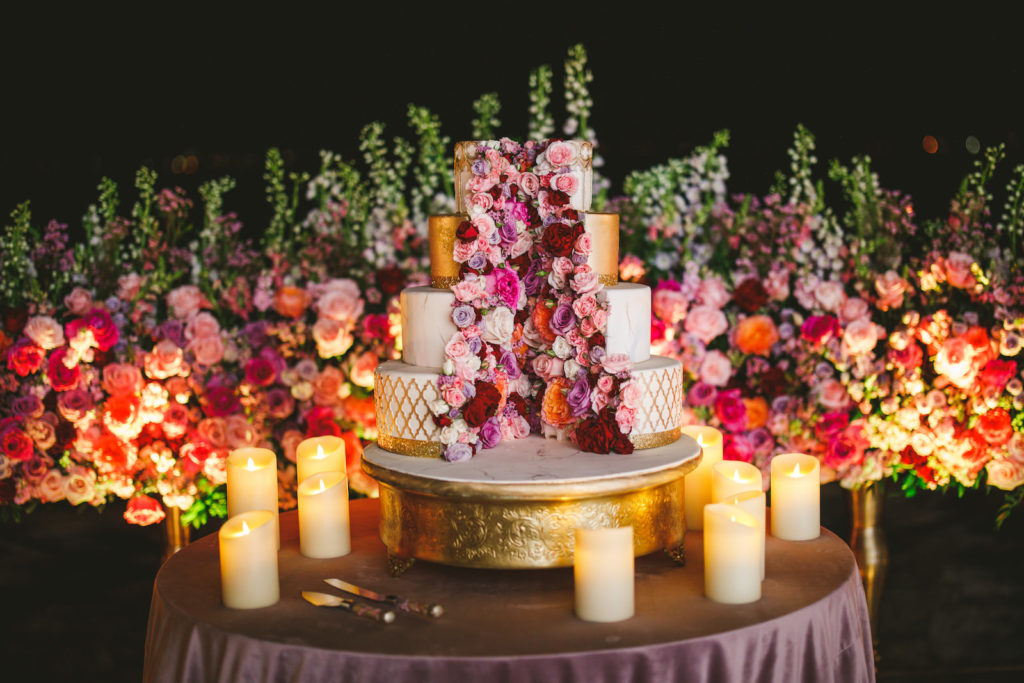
[318,478,326,494]
[314,444,326,460]
[697,434,705,449]
[246,457,257,471]
[730,515,736,523]
[240,520,250,536]
[732,467,743,482]
[792,463,802,477]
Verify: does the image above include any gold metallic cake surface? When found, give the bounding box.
[428,214,465,287]
[585,212,620,285]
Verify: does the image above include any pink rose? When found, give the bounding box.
[185,311,221,340]
[815,281,846,313]
[874,270,910,311]
[816,378,851,411]
[117,273,144,300]
[64,465,97,506]
[714,389,748,433]
[575,233,593,254]
[203,450,229,485]
[102,363,143,397]
[312,318,354,358]
[571,272,601,296]
[573,294,598,319]
[841,318,879,356]
[144,339,185,379]
[696,277,730,309]
[39,469,67,503]
[545,141,576,166]
[552,173,578,196]
[945,252,976,289]
[197,418,229,447]
[602,353,632,375]
[167,285,205,319]
[684,305,728,344]
[468,192,493,214]
[532,355,564,382]
[313,366,346,406]
[653,289,688,324]
[518,172,540,196]
[699,350,733,387]
[452,278,485,302]
[318,286,364,324]
[188,335,225,366]
[64,287,93,316]
[350,351,378,389]
[620,381,642,409]
[452,239,478,263]
[839,297,870,323]
[442,385,467,408]
[723,434,755,463]
[552,257,574,276]
[615,405,637,433]
[986,458,1024,491]
[445,335,470,360]
[225,415,258,449]
[24,316,65,350]
[590,389,609,413]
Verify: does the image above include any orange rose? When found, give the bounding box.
[735,315,779,356]
[342,394,376,430]
[963,326,995,367]
[532,301,557,344]
[743,397,769,430]
[542,378,573,427]
[313,366,346,406]
[274,286,311,318]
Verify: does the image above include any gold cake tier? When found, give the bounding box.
[585,212,620,286]
[429,214,465,289]
[363,434,701,570]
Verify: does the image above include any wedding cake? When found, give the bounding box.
[363,139,698,572]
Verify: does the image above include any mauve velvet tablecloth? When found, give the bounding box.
[144,499,874,682]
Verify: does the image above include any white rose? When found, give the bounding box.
[553,336,572,359]
[291,382,314,401]
[564,359,581,380]
[481,307,515,346]
[815,281,846,313]
[429,399,449,417]
[467,356,482,372]
[440,425,459,445]
[442,359,455,375]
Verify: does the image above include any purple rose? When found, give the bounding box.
[498,219,518,244]
[444,443,473,462]
[11,395,44,419]
[567,373,592,417]
[462,382,476,399]
[687,381,717,407]
[158,320,186,347]
[471,159,490,176]
[467,252,488,271]
[506,201,529,225]
[243,321,270,349]
[589,346,606,365]
[571,251,587,266]
[467,335,483,355]
[748,428,775,456]
[523,260,544,296]
[499,349,520,379]
[490,268,521,310]
[487,229,501,245]
[550,304,577,336]
[478,418,501,449]
[452,305,475,328]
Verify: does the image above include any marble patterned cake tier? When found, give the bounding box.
[400,283,651,368]
[454,139,593,215]
[374,355,683,457]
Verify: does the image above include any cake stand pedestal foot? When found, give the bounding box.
[388,553,415,577]
[665,542,686,566]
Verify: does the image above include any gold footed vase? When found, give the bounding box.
[161,507,191,563]
[848,481,888,659]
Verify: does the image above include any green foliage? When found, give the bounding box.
[407,104,452,222]
[359,123,410,223]
[996,487,1024,530]
[181,479,227,529]
[0,202,39,307]
[471,93,502,140]
[786,124,822,211]
[263,149,311,253]
[563,43,594,137]
[528,65,554,140]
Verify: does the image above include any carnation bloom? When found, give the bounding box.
[933,337,975,388]
[735,315,779,356]
[542,378,574,427]
[124,494,166,526]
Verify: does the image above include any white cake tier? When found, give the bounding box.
[374,355,682,457]
[400,283,651,368]
[454,140,593,214]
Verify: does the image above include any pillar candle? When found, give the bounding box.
[711,460,762,504]
[219,510,279,609]
[681,426,723,530]
[770,453,820,540]
[296,435,345,483]
[298,471,351,559]
[574,526,634,622]
[726,490,766,580]
[227,448,279,548]
[703,503,761,604]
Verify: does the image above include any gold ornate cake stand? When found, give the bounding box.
[362,435,701,575]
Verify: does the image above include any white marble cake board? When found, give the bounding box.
[363,433,700,486]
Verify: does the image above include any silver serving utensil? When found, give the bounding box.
[301,591,396,623]
[324,578,444,618]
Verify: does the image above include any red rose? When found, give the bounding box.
[961,430,990,474]
[105,394,140,426]
[547,189,570,207]
[245,357,277,387]
[124,494,166,526]
[888,343,923,371]
[507,393,528,418]
[94,433,129,471]
[825,423,868,470]
[815,411,850,442]
[801,315,840,346]
[86,308,119,351]
[0,421,34,461]
[6,338,45,376]
[540,222,582,257]
[305,405,342,438]
[963,326,994,366]
[377,266,406,297]
[759,367,789,398]
[733,277,769,313]
[3,307,28,335]
[975,408,1013,447]
[979,359,1016,390]
[575,415,615,453]
[46,347,81,392]
[462,381,500,428]
[203,385,240,418]
[179,441,213,476]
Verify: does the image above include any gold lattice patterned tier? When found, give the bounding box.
[428,214,464,288]
[374,367,441,444]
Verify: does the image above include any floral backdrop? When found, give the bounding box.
[2,45,1022,530]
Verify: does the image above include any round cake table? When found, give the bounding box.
[144,499,874,683]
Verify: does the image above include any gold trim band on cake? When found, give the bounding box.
[431,276,460,289]
[599,274,618,287]
[377,434,442,459]
[630,426,681,450]
[429,214,464,287]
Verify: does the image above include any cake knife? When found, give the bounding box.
[324,578,444,618]
[301,591,396,623]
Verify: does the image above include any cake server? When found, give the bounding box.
[324,578,444,618]
[301,591,396,623]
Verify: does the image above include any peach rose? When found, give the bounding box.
[840,297,870,323]
[552,173,578,196]
[841,318,879,357]
[167,285,205,319]
[653,289,688,324]
[185,311,221,340]
[313,366,346,406]
[39,469,67,503]
[743,397,770,430]
[188,335,225,366]
[102,363,143,397]
[945,252,976,289]
[312,318,354,359]
[545,141,576,166]
[934,337,975,388]
[225,415,258,449]
[986,458,1024,491]
[699,350,733,387]
[64,287,93,316]
[317,280,364,323]
[64,465,97,505]
[685,305,728,344]
[542,378,573,427]
[203,450,228,485]
[696,277,730,309]
[815,281,847,313]
[875,270,910,311]
[350,351,378,389]
[24,316,65,350]
[145,339,186,379]
[735,315,780,356]
[197,417,229,447]
[274,285,311,319]
[279,429,306,463]
[816,378,851,411]
[117,273,144,301]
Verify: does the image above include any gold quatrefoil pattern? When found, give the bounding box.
[374,368,441,444]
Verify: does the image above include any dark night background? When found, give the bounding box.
[2,9,1023,682]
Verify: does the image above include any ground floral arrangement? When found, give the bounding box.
[2,45,1023,530]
